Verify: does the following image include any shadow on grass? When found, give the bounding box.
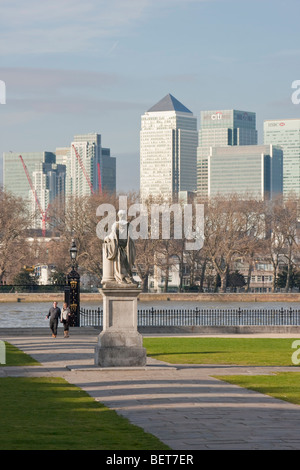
[0,377,170,450]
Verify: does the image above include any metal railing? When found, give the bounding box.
[79,306,300,327]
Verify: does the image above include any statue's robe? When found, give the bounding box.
[104,221,136,283]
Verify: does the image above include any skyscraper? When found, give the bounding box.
[197,109,257,198]
[140,94,198,200]
[66,133,116,198]
[264,119,300,196]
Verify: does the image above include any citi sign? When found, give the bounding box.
[211,112,223,120]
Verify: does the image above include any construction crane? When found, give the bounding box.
[18,154,48,237]
[72,144,95,195]
[72,144,103,195]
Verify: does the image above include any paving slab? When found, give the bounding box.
[1,332,300,450]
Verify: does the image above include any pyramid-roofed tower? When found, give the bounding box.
[147,93,192,114]
[140,94,198,200]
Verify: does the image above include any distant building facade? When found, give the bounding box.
[197,109,257,198]
[66,133,116,198]
[208,144,283,200]
[140,94,198,200]
[264,118,300,197]
[3,151,56,200]
[3,151,66,231]
[3,132,116,231]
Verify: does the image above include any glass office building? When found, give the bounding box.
[3,151,66,230]
[208,144,283,200]
[197,109,257,198]
[67,133,116,198]
[264,119,300,197]
[3,151,56,201]
[140,94,198,200]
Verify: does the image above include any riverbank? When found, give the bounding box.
[1,292,300,303]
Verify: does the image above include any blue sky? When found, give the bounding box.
[0,0,300,192]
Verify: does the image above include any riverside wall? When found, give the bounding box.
[1,292,300,303]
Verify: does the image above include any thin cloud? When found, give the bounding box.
[0,0,216,55]
[0,67,119,95]
[0,66,141,116]
[0,0,149,55]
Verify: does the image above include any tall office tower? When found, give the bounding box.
[208,145,283,200]
[66,133,116,198]
[264,119,300,197]
[197,110,257,198]
[3,151,56,200]
[140,94,198,200]
[30,162,66,229]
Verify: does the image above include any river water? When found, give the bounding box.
[1,300,300,328]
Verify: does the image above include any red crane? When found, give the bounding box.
[72,144,95,195]
[18,154,48,236]
[72,144,103,195]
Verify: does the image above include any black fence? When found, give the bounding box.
[79,306,300,327]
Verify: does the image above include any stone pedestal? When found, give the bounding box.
[94,283,147,367]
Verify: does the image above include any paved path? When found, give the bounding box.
[1,331,300,450]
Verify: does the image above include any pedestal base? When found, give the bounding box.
[94,284,147,368]
[95,330,146,367]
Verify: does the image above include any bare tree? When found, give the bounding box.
[203,194,258,292]
[263,195,299,292]
[0,189,32,282]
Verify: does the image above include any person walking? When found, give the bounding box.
[46,301,61,338]
[60,302,71,338]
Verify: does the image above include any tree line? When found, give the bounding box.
[1,187,299,293]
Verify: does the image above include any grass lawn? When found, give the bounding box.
[215,372,300,406]
[144,337,300,366]
[2,341,40,366]
[0,377,170,450]
[2,337,299,449]
[0,343,169,450]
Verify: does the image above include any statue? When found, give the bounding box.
[96,210,146,367]
[104,210,137,285]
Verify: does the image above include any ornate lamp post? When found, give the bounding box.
[65,239,80,327]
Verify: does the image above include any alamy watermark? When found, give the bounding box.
[291,340,300,365]
[291,80,300,104]
[0,341,6,364]
[96,195,204,250]
[0,80,6,104]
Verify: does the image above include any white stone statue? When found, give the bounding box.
[103,210,137,285]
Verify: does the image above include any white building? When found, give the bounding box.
[34,264,56,285]
[264,118,300,197]
[65,133,116,198]
[30,162,66,230]
[140,94,198,201]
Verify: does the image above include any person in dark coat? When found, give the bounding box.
[46,301,61,338]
